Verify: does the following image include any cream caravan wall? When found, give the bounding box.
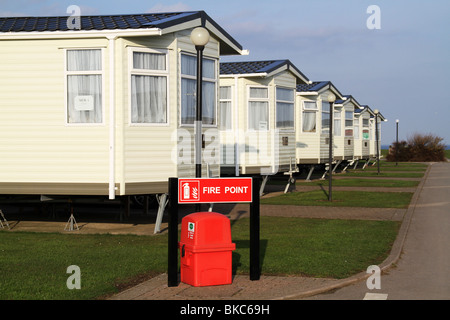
[118,35,179,191]
[0,38,110,184]
[296,95,320,164]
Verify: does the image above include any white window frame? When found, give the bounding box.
[247,85,269,131]
[275,86,295,131]
[219,85,233,131]
[128,47,169,126]
[334,107,342,137]
[345,110,353,137]
[180,52,218,127]
[64,48,105,126]
[354,116,360,139]
[321,100,330,134]
[302,100,318,133]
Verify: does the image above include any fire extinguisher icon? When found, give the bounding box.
[183,183,190,200]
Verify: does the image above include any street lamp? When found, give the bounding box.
[396,119,399,166]
[327,93,336,201]
[374,109,380,174]
[190,27,210,179]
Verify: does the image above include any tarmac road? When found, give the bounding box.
[302,162,450,300]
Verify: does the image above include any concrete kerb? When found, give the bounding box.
[277,162,433,300]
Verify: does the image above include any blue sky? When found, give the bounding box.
[1,0,449,146]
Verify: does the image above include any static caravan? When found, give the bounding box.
[219,60,309,177]
[0,11,245,200]
[295,81,344,178]
[334,95,364,168]
[370,110,387,160]
[354,106,375,162]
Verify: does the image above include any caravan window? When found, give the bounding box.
[345,111,353,136]
[302,101,317,132]
[354,117,360,139]
[66,49,103,124]
[181,54,217,126]
[219,86,232,130]
[276,87,294,129]
[334,109,341,136]
[321,100,330,134]
[248,86,269,131]
[130,49,168,124]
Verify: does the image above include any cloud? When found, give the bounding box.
[146,2,191,13]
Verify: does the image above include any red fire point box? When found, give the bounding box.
[179,212,236,287]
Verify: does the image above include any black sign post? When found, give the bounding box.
[167,176,261,287]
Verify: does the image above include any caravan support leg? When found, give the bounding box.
[154,193,168,234]
[353,160,359,170]
[305,166,315,181]
[259,175,269,197]
[362,160,369,170]
[342,160,353,172]
[332,160,342,173]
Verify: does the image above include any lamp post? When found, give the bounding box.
[190,27,210,179]
[374,109,380,175]
[327,93,336,201]
[396,119,399,166]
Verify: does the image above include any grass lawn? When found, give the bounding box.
[261,190,413,208]
[296,178,419,188]
[343,171,424,178]
[0,215,400,299]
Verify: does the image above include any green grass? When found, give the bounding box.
[261,190,413,208]
[296,178,419,188]
[0,215,400,299]
[343,171,424,178]
[0,232,168,300]
[236,217,400,278]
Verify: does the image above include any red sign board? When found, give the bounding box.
[178,178,253,204]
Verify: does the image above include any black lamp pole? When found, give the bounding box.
[396,119,399,166]
[195,44,204,180]
[328,93,335,201]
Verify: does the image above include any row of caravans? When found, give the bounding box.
[0,11,386,223]
[219,61,386,183]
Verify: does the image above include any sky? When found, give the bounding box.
[1,0,449,146]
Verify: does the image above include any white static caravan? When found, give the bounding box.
[219,60,309,177]
[353,106,376,162]
[370,110,387,160]
[295,81,344,178]
[0,11,245,200]
[333,95,364,168]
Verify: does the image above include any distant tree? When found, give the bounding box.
[387,133,446,162]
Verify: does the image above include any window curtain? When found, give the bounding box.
[334,111,341,136]
[303,112,316,132]
[219,86,232,130]
[133,52,165,70]
[131,75,167,123]
[303,101,317,132]
[67,50,102,123]
[249,87,268,130]
[249,101,268,130]
[67,50,101,71]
